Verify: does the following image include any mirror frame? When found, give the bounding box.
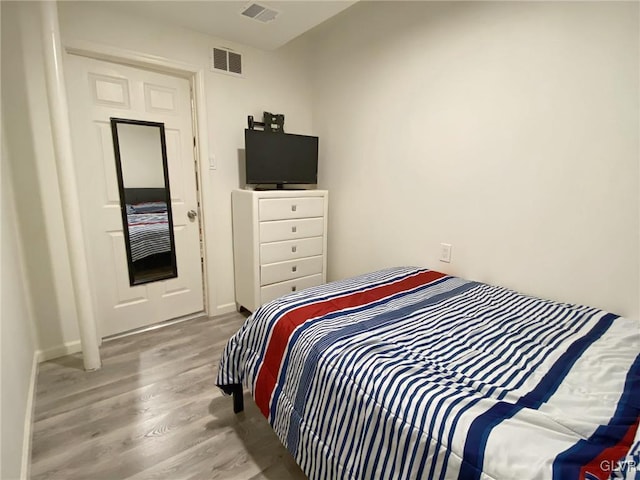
[110,117,178,286]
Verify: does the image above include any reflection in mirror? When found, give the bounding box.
[110,118,177,286]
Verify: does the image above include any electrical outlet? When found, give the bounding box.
[440,243,452,263]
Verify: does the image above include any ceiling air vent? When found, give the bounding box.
[240,3,279,23]
[211,47,243,76]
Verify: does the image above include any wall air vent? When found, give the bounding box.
[240,3,279,23]
[211,47,243,77]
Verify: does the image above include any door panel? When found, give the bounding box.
[65,54,204,337]
[95,122,121,205]
[144,83,180,114]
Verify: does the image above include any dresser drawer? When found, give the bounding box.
[260,237,323,265]
[259,197,324,221]
[260,218,324,243]
[260,256,323,286]
[260,274,324,305]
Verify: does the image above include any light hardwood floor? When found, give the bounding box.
[30,313,307,480]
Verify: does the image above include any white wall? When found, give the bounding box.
[57,2,314,319]
[1,2,81,358]
[309,1,639,318]
[1,121,38,479]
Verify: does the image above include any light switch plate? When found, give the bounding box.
[440,243,452,263]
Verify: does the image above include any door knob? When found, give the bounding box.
[187,209,197,220]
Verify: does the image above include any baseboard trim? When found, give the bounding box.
[35,305,238,362]
[36,340,82,363]
[102,311,207,342]
[214,303,237,316]
[21,350,38,480]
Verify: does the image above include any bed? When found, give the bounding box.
[123,188,172,264]
[126,205,171,262]
[216,267,639,480]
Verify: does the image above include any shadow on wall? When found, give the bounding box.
[1,2,67,353]
[237,148,247,189]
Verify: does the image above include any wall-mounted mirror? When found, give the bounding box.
[110,118,178,286]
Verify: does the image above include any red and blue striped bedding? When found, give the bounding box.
[217,267,639,480]
[126,211,170,262]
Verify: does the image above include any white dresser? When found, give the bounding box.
[231,189,328,312]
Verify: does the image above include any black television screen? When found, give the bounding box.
[245,129,318,186]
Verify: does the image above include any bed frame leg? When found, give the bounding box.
[231,384,244,413]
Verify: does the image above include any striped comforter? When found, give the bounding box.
[217,267,639,480]
[127,212,171,262]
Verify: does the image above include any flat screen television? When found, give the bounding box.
[244,129,318,188]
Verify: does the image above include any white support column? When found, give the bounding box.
[39,1,101,371]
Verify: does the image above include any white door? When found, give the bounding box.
[65,55,204,337]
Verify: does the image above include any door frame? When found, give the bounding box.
[63,40,212,321]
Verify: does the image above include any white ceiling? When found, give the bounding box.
[93,1,356,51]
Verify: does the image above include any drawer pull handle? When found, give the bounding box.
[292,226,297,233]
[291,205,297,212]
[292,266,297,272]
[292,246,297,253]
[291,286,297,292]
